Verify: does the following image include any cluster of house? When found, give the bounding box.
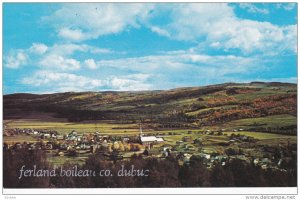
[228,133,257,143]
[4,127,294,172]
[159,146,291,171]
[156,133,290,171]
[177,152,283,170]
[4,128,58,137]
[3,127,165,155]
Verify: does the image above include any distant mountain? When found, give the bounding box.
[4,82,297,131]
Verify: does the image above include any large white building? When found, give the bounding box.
[140,136,164,144]
[139,124,164,149]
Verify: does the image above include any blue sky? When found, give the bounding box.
[3,3,297,94]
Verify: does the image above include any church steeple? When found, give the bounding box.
[139,123,143,136]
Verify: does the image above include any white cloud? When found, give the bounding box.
[49,43,89,56]
[5,3,297,93]
[146,3,296,55]
[150,26,171,37]
[207,19,296,54]
[58,27,86,41]
[4,42,115,71]
[21,70,152,92]
[277,3,296,11]
[22,70,104,92]
[148,3,235,41]
[44,3,155,41]
[46,43,115,57]
[29,43,48,54]
[96,52,260,82]
[239,3,269,14]
[109,76,152,91]
[4,50,27,69]
[101,51,272,89]
[41,3,296,55]
[126,73,151,81]
[39,54,81,71]
[90,48,113,54]
[14,46,291,92]
[280,25,297,54]
[84,59,97,69]
[283,3,296,11]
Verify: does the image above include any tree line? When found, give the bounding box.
[3,149,296,188]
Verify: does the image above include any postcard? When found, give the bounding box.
[1,2,298,198]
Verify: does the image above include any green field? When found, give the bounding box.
[224,114,296,129]
[5,117,297,139]
[5,119,140,134]
[47,153,87,166]
[186,105,236,116]
[226,131,297,140]
[3,119,219,135]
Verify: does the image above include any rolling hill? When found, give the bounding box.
[3,82,297,134]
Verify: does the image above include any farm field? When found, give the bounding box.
[4,119,140,134]
[46,152,88,166]
[4,119,296,142]
[225,131,296,140]
[223,114,297,129]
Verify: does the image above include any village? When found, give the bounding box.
[3,125,296,173]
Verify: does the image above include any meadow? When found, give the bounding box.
[224,114,296,129]
[4,119,140,134]
[4,118,297,141]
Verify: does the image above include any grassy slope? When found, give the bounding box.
[223,114,297,129]
[4,82,297,135]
